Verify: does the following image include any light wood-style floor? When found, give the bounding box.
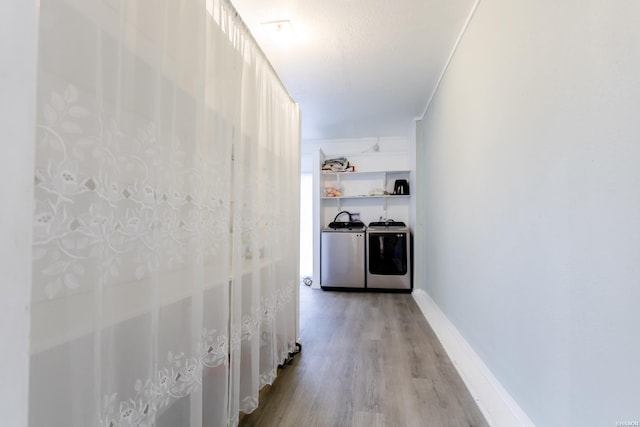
[240,285,489,427]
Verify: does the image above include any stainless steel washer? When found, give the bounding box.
[321,222,366,289]
[366,221,412,290]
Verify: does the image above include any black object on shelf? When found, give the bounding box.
[393,179,410,195]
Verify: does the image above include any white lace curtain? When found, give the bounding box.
[29,0,300,425]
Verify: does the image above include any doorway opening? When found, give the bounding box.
[299,173,313,284]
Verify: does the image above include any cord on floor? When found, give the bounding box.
[277,342,302,369]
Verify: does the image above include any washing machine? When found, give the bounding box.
[321,220,366,289]
[366,221,412,290]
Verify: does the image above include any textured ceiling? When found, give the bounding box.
[230,0,476,141]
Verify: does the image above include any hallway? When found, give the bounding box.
[240,286,488,427]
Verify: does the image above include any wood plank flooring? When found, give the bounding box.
[239,286,489,427]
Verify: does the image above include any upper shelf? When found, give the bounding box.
[321,170,411,175]
[321,195,411,200]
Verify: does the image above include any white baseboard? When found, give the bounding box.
[412,289,536,427]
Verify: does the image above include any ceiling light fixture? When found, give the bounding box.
[261,20,296,44]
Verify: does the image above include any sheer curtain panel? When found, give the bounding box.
[29,0,300,426]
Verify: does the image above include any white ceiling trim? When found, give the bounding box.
[420,0,484,120]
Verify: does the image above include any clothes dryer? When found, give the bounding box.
[366,221,411,291]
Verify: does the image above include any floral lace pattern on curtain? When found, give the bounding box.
[29,0,300,425]
[33,85,228,300]
[100,328,228,426]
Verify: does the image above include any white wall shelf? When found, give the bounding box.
[319,153,412,225]
[321,195,411,200]
[321,170,411,175]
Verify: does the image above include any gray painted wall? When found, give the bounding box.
[417,1,640,425]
